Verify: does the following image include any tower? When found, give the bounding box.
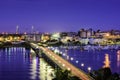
[16,25,19,34]
[31,26,34,34]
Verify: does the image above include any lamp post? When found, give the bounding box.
[76,60,79,64]
[81,63,84,70]
[87,67,91,73]
[70,57,74,61]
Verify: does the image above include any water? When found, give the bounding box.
[0,47,55,80]
[50,46,120,74]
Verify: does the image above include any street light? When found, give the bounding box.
[63,53,66,56]
[76,60,79,63]
[70,57,74,61]
[88,67,91,72]
[67,68,71,71]
[58,61,61,63]
[62,64,65,67]
[60,52,63,54]
[36,46,39,49]
[55,58,57,60]
[81,63,84,70]
[52,48,54,50]
[81,63,84,67]
[67,56,69,60]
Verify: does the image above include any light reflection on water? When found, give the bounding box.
[117,53,120,68]
[103,54,110,68]
[30,57,37,80]
[0,47,55,80]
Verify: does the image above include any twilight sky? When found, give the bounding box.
[0,0,120,33]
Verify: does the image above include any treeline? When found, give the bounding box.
[90,67,120,80]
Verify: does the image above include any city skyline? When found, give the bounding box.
[0,0,120,32]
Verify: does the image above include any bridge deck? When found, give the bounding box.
[31,43,94,80]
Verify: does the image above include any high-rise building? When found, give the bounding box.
[78,28,93,38]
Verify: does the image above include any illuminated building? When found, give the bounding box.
[78,28,93,38]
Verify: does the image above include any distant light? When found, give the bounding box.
[63,53,66,56]
[54,49,59,53]
[88,67,91,72]
[67,68,71,71]
[70,57,74,61]
[117,50,120,55]
[76,60,79,63]
[55,58,57,60]
[62,64,65,67]
[81,63,84,67]
[106,33,110,37]
[52,56,54,58]
[24,32,27,34]
[60,52,63,54]
[52,48,55,50]
[6,32,8,34]
[67,56,69,60]
[36,46,39,49]
[47,46,50,48]
[2,32,4,34]
[59,61,61,63]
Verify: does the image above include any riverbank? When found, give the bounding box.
[0,41,31,49]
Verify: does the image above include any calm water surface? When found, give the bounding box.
[0,47,54,80]
[53,47,120,74]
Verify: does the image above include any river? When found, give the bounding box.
[0,47,55,80]
[50,46,120,74]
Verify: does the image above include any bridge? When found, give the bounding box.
[30,43,95,80]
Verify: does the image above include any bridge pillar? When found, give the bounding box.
[34,48,43,58]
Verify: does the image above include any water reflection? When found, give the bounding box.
[52,47,120,73]
[30,57,37,80]
[0,47,55,80]
[117,50,120,67]
[103,54,111,68]
[29,50,55,80]
[39,58,55,80]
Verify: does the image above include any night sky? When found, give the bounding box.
[0,0,120,33]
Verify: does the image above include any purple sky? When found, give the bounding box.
[0,0,120,33]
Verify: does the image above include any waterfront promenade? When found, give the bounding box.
[31,43,94,80]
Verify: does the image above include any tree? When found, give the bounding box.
[53,69,71,80]
[97,29,101,33]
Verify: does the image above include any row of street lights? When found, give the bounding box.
[46,48,71,71]
[48,46,92,73]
